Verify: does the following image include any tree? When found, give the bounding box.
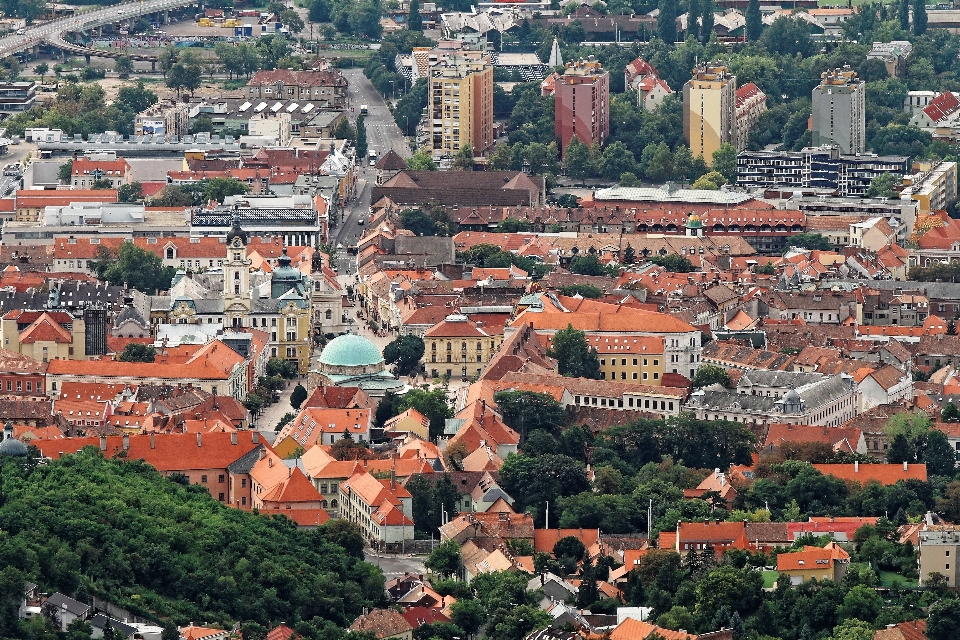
[924,428,956,476]
[267,357,299,379]
[711,143,737,183]
[692,364,729,388]
[280,9,305,33]
[829,619,875,640]
[383,335,425,376]
[553,536,586,563]
[118,182,144,203]
[687,0,701,41]
[569,254,614,276]
[355,115,368,161]
[408,151,437,170]
[658,0,678,43]
[784,233,832,252]
[450,598,485,637]
[643,142,675,183]
[700,0,715,43]
[943,402,960,422]
[157,45,178,78]
[746,0,762,40]
[927,599,960,640]
[401,208,439,236]
[865,172,898,199]
[599,141,638,180]
[547,324,602,379]
[408,0,423,31]
[623,244,636,265]
[167,62,202,100]
[91,179,113,190]
[290,384,308,410]
[117,343,157,363]
[34,62,48,83]
[499,453,591,516]
[402,388,452,440]
[58,160,73,183]
[309,0,332,22]
[92,243,177,294]
[452,144,474,170]
[558,283,603,298]
[649,254,695,272]
[425,540,463,578]
[564,137,595,180]
[836,585,883,623]
[114,55,134,78]
[913,0,928,34]
[898,0,911,31]
[494,390,567,441]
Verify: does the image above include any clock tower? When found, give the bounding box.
[224,213,251,327]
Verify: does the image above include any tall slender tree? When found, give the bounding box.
[898,0,910,31]
[687,0,701,42]
[913,0,927,34]
[746,0,762,40]
[658,0,678,43]
[700,0,714,43]
[408,0,423,32]
[355,114,368,161]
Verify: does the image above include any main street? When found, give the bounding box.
[341,68,412,160]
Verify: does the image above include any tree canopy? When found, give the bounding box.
[92,243,177,294]
[547,324,602,379]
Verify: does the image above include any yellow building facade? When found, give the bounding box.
[425,314,504,380]
[683,63,737,161]
[428,58,494,158]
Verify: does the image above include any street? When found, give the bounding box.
[341,69,412,160]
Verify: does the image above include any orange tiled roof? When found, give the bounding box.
[776,543,849,571]
[813,462,927,484]
[20,313,72,344]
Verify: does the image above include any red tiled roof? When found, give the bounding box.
[923,91,960,123]
[777,543,849,571]
[813,463,927,484]
[20,313,72,344]
[400,607,450,628]
[735,82,764,107]
[260,467,323,503]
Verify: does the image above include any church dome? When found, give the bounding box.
[319,333,384,369]
[0,422,27,457]
[686,212,703,228]
[225,212,248,246]
[272,248,301,282]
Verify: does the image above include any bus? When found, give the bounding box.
[360,104,368,115]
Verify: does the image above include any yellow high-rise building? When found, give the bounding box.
[683,63,737,161]
[428,57,493,158]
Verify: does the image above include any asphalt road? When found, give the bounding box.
[341,68,412,160]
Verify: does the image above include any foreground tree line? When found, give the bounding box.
[0,451,385,640]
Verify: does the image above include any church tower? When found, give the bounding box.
[223,213,251,327]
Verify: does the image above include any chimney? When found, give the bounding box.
[197,433,202,447]
[252,432,259,444]
[904,461,908,471]
[122,434,129,450]
[150,433,155,449]
[231,432,238,445]
[100,436,107,451]
[854,461,859,472]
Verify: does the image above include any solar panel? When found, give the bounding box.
[254,102,267,112]
[238,101,252,112]
[301,103,314,113]
[270,101,283,112]
[286,102,299,112]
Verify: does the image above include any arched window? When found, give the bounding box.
[166,247,174,259]
[325,309,332,320]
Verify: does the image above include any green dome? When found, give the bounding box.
[319,333,384,368]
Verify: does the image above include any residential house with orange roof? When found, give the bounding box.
[0,347,46,396]
[873,620,928,640]
[71,156,131,189]
[425,313,506,381]
[264,624,301,640]
[340,470,414,549]
[349,609,413,640]
[509,300,703,380]
[178,626,229,640]
[762,423,867,455]
[608,617,724,640]
[302,385,375,411]
[34,431,269,505]
[671,520,749,557]
[534,528,602,555]
[383,407,430,441]
[813,461,927,485]
[273,407,372,456]
[856,364,913,412]
[1,310,87,362]
[624,57,673,111]
[16,189,118,223]
[460,444,503,471]
[439,512,534,546]
[249,448,330,526]
[45,340,249,400]
[682,468,737,506]
[445,399,520,461]
[776,543,850,585]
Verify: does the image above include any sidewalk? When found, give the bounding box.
[254,380,297,434]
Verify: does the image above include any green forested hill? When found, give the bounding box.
[0,450,386,639]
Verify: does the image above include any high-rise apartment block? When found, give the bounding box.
[811,66,865,155]
[683,63,737,161]
[554,57,610,154]
[428,57,494,158]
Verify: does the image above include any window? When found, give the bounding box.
[16,381,21,392]
[241,478,247,487]
[241,497,247,505]
[218,493,225,501]
[201,475,208,484]
[4,381,9,391]
[321,483,328,493]
[218,474,225,483]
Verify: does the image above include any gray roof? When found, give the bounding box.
[838,279,960,301]
[91,615,137,638]
[45,593,90,617]
[738,370,826,389]
[690,374,852,414]
[113,305,148,329]
[227,444,267,474]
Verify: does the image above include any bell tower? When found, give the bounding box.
[223,213,251,327]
